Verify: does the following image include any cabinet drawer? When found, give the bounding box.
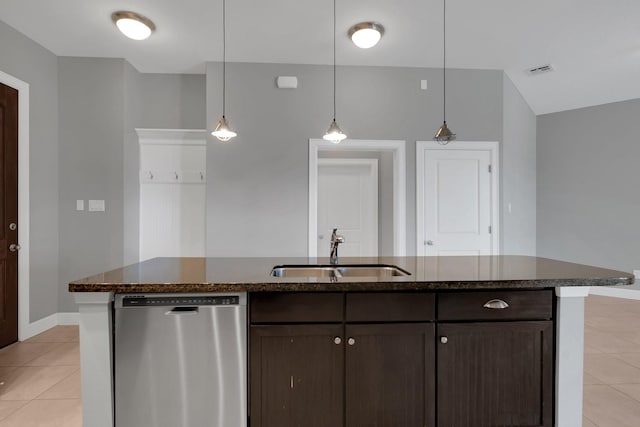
[438,290,553,321]
[250,292,343,323]
[346,292,435,322]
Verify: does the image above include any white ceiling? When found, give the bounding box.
[1,0,639,115]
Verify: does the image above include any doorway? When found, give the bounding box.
[309,139,406,257]
[416,141,499,256]
[0,82,19,347]
[317,158,378,257]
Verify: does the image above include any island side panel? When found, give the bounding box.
[555,286,589,427]
[75,292,115,427]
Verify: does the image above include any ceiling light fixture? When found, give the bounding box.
[323,0,347,144]
[111,11,156,41]
[348,22,384,49]
[433,0,456,145]
[211,0,237,142]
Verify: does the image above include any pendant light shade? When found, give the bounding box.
[211,0,237,142]
[324,0,347,143]
[433,0,456,145]
[323,119,347,143]
[212,116,237,142]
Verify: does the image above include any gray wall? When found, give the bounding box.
[537,98,640,273]
[58,57,126,313]
[0,20,60,322]
[502,74,537,255]
[206,62,504,256]
[58,61,206,312]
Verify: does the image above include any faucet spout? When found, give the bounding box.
[329,228,345,265]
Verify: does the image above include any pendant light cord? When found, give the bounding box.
[443,0,447,123]
[222,0,227,117]
[332,0,337,121]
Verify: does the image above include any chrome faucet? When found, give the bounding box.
[329,228,344,265]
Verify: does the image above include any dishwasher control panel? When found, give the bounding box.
[122,295,240,307]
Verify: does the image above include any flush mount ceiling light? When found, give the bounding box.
[323,0,347,144]
[111,11,156,41]
[433,0,456,145]
[348,22,384,49]
[211,0,237,142]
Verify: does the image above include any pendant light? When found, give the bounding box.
[433,0,456,145]
[211,0,237,142]
[323,0,347,144]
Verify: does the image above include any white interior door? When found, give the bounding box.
[417,142,498,256]
[317,159,378,257]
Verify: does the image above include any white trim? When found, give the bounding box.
[309,139,406,256]
[0,70,31,342]
[589,287,640,300]
[21,313,57,340]
[555,286,590,298]
[57,312,80,325]
[416,140,500,256]
[136,128,207,145]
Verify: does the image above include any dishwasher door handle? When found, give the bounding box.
[165,307,199,315]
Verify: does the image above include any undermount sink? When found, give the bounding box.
[270,264,411,278]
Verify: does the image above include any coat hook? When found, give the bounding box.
[174,172,179,180]
[148,171,154,180]
[200,172,204,181]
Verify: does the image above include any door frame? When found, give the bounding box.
[317,158,379,257]
[0,70,30,341]
[416,141,500,256]
[309,139,406,257]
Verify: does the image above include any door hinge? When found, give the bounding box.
[488,165,492,173]
[488,225,492,234]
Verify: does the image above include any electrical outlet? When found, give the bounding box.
[421,79,428,90]
[634,270,640,279]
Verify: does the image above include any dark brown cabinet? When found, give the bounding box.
[250,324,344,427]
[250,292,436,427]
[345,323,435,427]
[249,290,554,427]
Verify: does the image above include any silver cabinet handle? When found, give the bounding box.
[440,336,448,344]
[347,337,356,346]
[9,244,21,252]
[426,240,434,246]
[334,337,342,345]
[483,299,509,309]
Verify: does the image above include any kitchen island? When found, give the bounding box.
[69,255,634,427]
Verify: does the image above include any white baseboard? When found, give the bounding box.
[20,312,81,341]
[589,287,640,300]
[57,312,80,325]
[21,313,58,340]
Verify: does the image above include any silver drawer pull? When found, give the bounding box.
[483,299,509,309]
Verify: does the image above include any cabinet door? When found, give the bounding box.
[250,324,344,427]
[437,321,553,427]
[345,323,435,427]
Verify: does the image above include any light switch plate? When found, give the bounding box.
[421,80,428,90]
[634,270,640,280]
[88,200,105,212]
[76,200,84,211]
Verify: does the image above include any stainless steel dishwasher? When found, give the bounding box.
[114,293,247,427]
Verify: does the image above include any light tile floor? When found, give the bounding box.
[584,295,640,427]
[0,325,80,426]
[0,296,638,426]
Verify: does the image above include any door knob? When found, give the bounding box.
[9,244,21,252]
[334,337,342,345]
[440,336,448,344]
[425,240,434,246]
[347,337,356,346]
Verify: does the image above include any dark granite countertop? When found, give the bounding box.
[68,256,634,293]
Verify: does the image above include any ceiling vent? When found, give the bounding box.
[527,64,554,75]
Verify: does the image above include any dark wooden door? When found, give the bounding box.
[437,321,553,427]
[345,323,436,427]
[0,83,19,349]
[250,324,344,427]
